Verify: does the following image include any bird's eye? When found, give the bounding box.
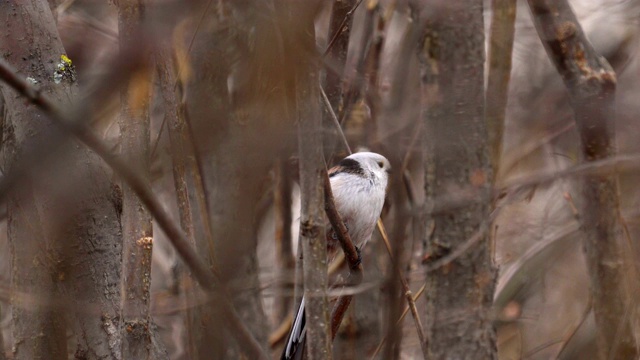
[377,161,384,168]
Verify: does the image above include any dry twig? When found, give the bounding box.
[323,169,363,338]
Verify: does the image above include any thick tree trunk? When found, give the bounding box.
[0,1,123,358]
[418,2,498,359]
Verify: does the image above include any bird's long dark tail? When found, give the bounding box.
[281,296,306,360]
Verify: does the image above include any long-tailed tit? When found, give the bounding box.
[281,151,391,360]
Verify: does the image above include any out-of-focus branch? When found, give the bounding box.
[486,0,516,179]
[0,59,269,360]
[526,1,637,358]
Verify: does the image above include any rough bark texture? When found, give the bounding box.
[526,1,638,358]
[117,1,154,358]
[418,2,498,359]
[297,40,331,359]
[0,1,123,359]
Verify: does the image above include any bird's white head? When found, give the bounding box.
[343,151,391,187]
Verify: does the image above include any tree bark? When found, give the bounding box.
[297,48,332,360]
[117,0,158,358]
[418,2,497,359]
[526,1,638,358]
[0,0,123,358]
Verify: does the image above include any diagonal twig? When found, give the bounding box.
[370,283,426,359]
[323,0,365,58]
[0,58,269,360]
[323,167,363,338]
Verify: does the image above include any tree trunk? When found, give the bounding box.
[418,2,498,359]
[0,1,123,358]
[526,1,639,357]
[117,0,156,358]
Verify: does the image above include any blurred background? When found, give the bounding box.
[0,0,639,359]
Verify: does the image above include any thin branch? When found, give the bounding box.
[501,153,640,193]
[0,59,269,360]
[554,296,593,359]
[370,283,426,359]
[321,84,351,154]
[323,169,363,338]
[323,170,362,274]
[323,0,365,58]
[486,0,516,179]
[376,218,428,355]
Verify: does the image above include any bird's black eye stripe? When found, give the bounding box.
[329,158,365,178]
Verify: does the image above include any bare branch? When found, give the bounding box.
[322,169,363,339]
[0,58,269,360]
[486,0,516,178]
[297,12,332,358]
[526,1,637,357]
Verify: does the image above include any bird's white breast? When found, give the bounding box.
[329,171,386,248]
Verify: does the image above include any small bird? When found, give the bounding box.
[281,151,391,360]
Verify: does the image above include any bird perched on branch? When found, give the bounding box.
[281,151,391,360]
